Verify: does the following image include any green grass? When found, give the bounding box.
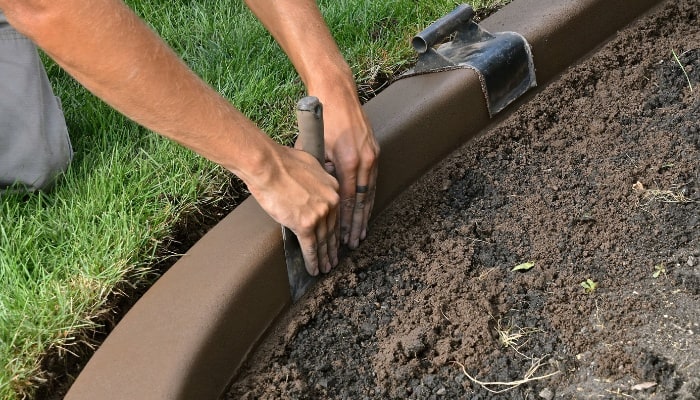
[0,0,502,398]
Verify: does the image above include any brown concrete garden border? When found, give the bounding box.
[65,0,663,398]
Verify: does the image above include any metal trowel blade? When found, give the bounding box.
[283,226,318,302]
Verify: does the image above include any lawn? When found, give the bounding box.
[0,0,500,398]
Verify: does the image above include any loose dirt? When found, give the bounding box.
[228,1,699,399]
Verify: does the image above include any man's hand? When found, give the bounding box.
[246,145,340,275]
[245,0,380,251]
[313,88,379,250]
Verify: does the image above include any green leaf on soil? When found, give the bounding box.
[653,263,666,278]
[512,261,535,272]
[580,279,598,293]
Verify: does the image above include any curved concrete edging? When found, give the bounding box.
[65,0,663,398]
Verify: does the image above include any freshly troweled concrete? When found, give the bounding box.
[65,0,663,398]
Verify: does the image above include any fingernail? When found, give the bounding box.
[361,229,367,240]
[343,234,349,244]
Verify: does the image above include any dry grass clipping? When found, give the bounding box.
[453,356,560,394]
[452,317,560,394]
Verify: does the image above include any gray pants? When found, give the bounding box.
[0,9,72,192]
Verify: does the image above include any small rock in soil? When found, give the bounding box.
[539,387,554,400]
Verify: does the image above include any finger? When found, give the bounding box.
[323,207,340,273]
[338,179,356,245]
[294,209,322,276]
[327,229,339,271]
[348,154,377,248]
[332,152,358,246]
[331,202,341,268]
[300,232,320,276]
[360,192,373,241]
[316,223,330,275]
[361,167,378,240]
[348,188,367,249]
[319,183,340,274]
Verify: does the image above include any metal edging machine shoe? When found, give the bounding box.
[401,3,537,117]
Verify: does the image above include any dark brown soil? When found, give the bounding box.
[227,1,700,399]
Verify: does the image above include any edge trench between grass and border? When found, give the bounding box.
[64,0,665,398]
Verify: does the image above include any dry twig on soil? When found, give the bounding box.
[494,318,542,358]
[632,181,695,213]
[672,49,694,92]
[453,356,560,394]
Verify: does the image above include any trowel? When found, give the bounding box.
[283,96,325,302]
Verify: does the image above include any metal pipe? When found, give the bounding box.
[411,4,474,53]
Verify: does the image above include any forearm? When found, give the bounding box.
[0,0,275,183]
[243,0,357,98]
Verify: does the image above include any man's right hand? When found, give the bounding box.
[245,145,340,276]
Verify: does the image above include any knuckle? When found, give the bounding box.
[348,151,361,165]
[311,204,332,223]
[330,192,340,208]
[342,197,355,210]
[317,202,330,217]
[343,153,360,170]
[330,178,340,191]
[299,216,316,232]
[363,145,378,162]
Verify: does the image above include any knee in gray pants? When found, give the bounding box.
[0,10,73,192]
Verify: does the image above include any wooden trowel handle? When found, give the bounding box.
[296,96,324,163]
